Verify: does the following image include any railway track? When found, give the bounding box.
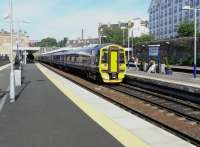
[41,63,200,146]
[108,84,200,124]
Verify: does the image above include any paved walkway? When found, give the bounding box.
[0,64,123,147]
[126,69,200,89]
[0,66,10,98]
[37,64,193,147]
[0,64,194,147]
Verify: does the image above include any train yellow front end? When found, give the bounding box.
[99,44,126,83]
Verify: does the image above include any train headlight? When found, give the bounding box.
[102,73,109,80]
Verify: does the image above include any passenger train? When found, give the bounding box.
[38,44,126,83]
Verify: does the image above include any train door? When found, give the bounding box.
[110,51,118,73]
[109,47,119,80]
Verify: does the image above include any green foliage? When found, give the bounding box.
[181,55,200,66]
[131,34,154,44]
[39,37,57,47]
[177,21,195,37]
[182,56,193,66]
[197,55,200,66]
[164,57,172,69]
[101,26,153,46]
[58,37,68,47]
[102,26,128,45]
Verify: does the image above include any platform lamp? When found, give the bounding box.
[120,26,126,47]
[182,5,200,79]
[98,23,103,44]
[16,20,31,65]
[127,20,133,68]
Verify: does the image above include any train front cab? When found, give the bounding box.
[99,45,126,83]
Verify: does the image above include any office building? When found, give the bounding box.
[149,0,200,39]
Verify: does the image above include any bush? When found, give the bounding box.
[197,55,200,66]
[182,56,193,66]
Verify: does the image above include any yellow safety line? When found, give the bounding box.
[36,63,149,147]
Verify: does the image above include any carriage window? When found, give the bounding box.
[96,51,100,65]
[102,51,108,63]
[71,56,75,62]
[66,56,70,62]
[120,51,125,63]
[60,55,64,61]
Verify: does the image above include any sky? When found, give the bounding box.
[0,0,150,41]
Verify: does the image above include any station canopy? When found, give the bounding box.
[13,47,40,51]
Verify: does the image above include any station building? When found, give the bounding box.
[98,18,149,38]
[149,0,200,40]
[0,29,30,57]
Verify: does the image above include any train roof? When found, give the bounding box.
[40,44,120,56]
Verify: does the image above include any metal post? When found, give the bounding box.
[131,30,134,57]
[99,36,101,44]
[194,8,197,79]
[128,28,130,62]
[123,29,125,46]
[24,50,27,64]
[9,0,15,102]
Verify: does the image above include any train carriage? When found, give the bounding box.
[39,44,126,84]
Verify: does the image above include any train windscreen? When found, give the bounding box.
[102,50,108,64]
[119,50,125,63]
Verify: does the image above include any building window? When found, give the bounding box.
[169,17,172,24]
[179,4,182,11]
[174,6,177,13]
[174,16,177,23]
[179,14,182,21]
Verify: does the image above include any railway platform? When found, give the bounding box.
[126,69,200,95]
[0,63,195,147]
[0,64,10,98]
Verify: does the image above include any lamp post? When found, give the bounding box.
[127,20,133,67]
[182,5,200,79]
[131,29,134,57]
[101,35,107,44]
[98,23,103,44]
[9,0,15,102]
[99,28,103,44]
[120,26,126,46]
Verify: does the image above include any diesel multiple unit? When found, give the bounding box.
[38,44,126,83]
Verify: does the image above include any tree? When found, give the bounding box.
[131,34,154,44]
[101,26,128,46]
[58,37,68,47]
[100,26,153,46]
[177,21,195,37]
[39,37,57,47]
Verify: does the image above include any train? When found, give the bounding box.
[38,44,126,84]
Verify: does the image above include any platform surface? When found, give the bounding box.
[0,64,123,147]
[36,63,194,147]
[0,64,195,147]
[126,69,200,92]
[0,65,10,96]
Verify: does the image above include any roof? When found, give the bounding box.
[41,44,121,56]
[13,47,40,51]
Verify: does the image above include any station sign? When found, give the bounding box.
[148,45,160,57]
